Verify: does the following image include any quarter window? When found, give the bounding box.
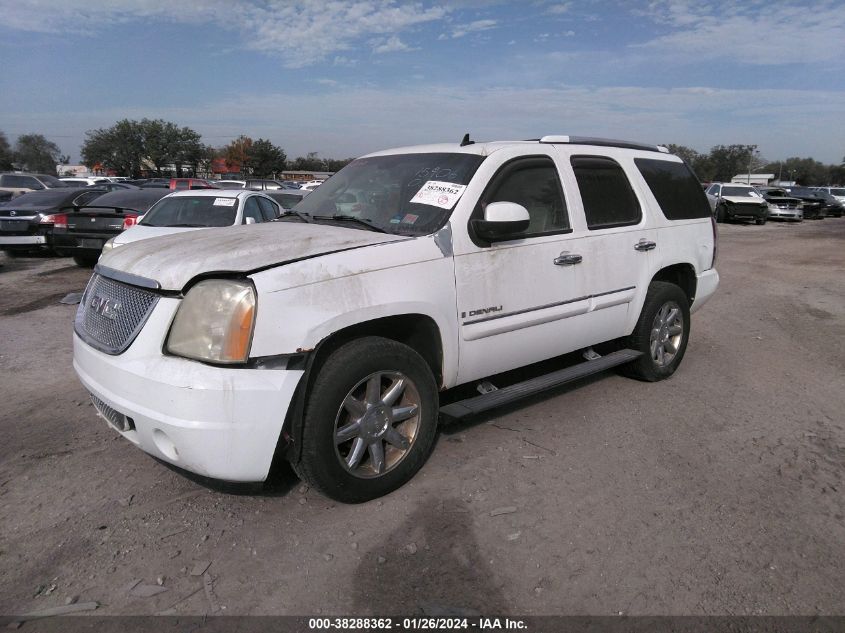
[635,158,712,220]
[257,196,279,220]
[571,156,641,229]
[243,197,263,223]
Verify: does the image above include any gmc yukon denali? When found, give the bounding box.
[72,135,719,502]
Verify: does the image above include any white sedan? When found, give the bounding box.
[101,189,282,253]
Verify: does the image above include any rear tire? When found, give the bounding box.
[620,282,690,382]
[293,337,439,503]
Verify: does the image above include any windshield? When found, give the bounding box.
[722,186,760,197]
[140,196,239,227]
[294,153,486,235]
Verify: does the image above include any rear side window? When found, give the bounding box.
[571,156,641,229]
[635,158,712,220]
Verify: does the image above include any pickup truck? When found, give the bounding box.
[72,135,719,502]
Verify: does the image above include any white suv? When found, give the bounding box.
[73,135,719,502]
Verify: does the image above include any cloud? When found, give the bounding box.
[545,2,572,15]
[0,0,449,67]
[448,18,497,38]
[637,0,845,64]
[372,35,414,54]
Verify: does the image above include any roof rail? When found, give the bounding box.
[539,135,669,153]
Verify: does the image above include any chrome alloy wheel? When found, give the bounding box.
[333,371,421,478]
[649,301,684,367]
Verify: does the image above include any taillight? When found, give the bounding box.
[40,213,68,229]
[122,214,139,230]
[710,215,718,268]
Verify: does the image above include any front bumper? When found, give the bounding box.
[767,209,802,220]
[725,205,767,220]
[73,298,304,482]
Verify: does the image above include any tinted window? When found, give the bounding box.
[484,158,569,236]
[72,191,106,206]
[256,196,279,220]
[243,197,263,223]
[141,196,238,227]
[2,175,42,189]
[635,158,712,220]
[571,156,641,229]
[269,192,306,209]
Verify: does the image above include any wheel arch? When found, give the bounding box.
[651,263,697,306]
[276,313,445,468]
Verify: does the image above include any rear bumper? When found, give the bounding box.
[0,234,46,245]
[52,233,109,254]
[73,299,304,482]
[691,268,719,314]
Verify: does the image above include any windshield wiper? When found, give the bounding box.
[311,214,389,233]
[281,210,312,222]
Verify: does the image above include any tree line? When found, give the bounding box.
[0,120,354,179]
[2,123,843,184]
[665,143,845,186]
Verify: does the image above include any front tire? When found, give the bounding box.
[294,337,438,503]
[73,254,98,267]
[715,205,727,223]
[621,282,691,382]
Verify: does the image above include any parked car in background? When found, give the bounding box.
[170,178,219,190]
[811,190,844,217]
[0,173,70,198]
[754,186,803,222]
[300,180,324,191]
[52,188,171,266]
[813,186,845,205]
[83,182,140,193]
[779,186,826,219]
[264,189,309,210]
[245,179,298,190]
[0,188,108,255]
[216,180,246,189]
[102,189,283,253]
[61,177,111,187]
[705,182,769,224]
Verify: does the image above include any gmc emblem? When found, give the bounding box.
[89,294,122,320]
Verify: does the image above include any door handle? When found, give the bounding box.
[554,253,583,266]
[634,239,656,252]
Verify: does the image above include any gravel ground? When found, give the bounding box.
[0,218,843,617]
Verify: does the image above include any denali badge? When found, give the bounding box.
[89,294,122,320]
[462,305,503,318]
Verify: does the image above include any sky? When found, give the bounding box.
[1,0,844,166]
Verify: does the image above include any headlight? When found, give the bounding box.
[166,280,256,364]
[767,203,779,211]
[100,237,117,255]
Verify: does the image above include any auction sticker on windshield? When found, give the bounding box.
[213,198,237,206]
[410,181,467,210]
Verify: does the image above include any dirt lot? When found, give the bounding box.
[0,219,843,618]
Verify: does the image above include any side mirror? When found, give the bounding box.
[471,201,530,242]
[245,217,256,225]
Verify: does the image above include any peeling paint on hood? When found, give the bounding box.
[98,221,409,291]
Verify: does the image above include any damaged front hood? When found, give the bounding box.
[722,196,766,206]
[98,221,409,291]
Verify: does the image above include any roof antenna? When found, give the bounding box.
[460,133,474,147]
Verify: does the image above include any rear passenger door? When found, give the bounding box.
[563,153,656,338]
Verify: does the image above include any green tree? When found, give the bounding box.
[763,157,828,186]
[247,138,286,177]
[13,133,63,175]
[0,131,14,170]
[224,135,253,175]
[707,144,760,182]
[81,119,145,177]
[325,157,355,172]
[664,143,713,180]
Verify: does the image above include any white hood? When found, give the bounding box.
[98,221,409,291]
[723,195,766,205]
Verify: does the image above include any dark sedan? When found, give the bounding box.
[52,188,170,266]
[0,188,108,255]
[780,187,827,220]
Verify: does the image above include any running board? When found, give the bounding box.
[439,348,642,423]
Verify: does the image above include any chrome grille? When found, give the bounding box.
[74,273,159,354]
